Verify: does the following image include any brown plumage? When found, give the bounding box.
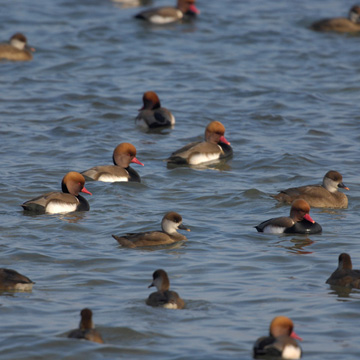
[0,268,34,291]
[273,170,349,208]
[68,308,104,344]
[0,33,35,61]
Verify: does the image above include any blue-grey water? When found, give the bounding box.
[1,0,360,359]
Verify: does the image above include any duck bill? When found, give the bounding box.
[179,224,191,232]
[81,186,92,195]
[132,157,144,166]
[148,282,154,288]
[219,135,230,145]
[26,45,36,52]
[290,330,303,341]
[338,182,349,190]
[189,4,200,14]
[303,213,315,224]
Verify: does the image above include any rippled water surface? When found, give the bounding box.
[1,0,360,359]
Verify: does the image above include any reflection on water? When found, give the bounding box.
[275,236,314,255]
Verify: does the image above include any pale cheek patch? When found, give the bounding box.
[97,174,129,183]
[163,303,178,309]
[282,345,301,359]
[263,226,286,234]
[189,153,220,165]
[14,283,33,291]
[46,202,78,214]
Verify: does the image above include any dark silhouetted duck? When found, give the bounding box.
[273,170,349,208]
[167,121,232,165]
[81,143,144,183]
[68,308,104,344]
[0,33,35,61]
[136,91,175,130]
[311,5,360,32]
[112,212,190,248]
[255,199,322,234]
[0,268,34,291]
[146,269,185,309]
[22,172,92,214]
[326,253,360,288]
[135,0,200,24]
[253,316,302,359]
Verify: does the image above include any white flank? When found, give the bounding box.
[149,13,181,24]
[45,202,78,214]
[97,174,129,183]
[263,226,286,234]
[14,283,33,291]
[163,302,178,309]
[282,345,301,359]
[189,152,220,165]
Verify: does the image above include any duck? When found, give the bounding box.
[134,0,200,24]
[81,143,144,183]
[255,199,322,234]
[167,121,233,165]
[0,33,35,61]
[68,308,104,344]
[326,253,360,288]
[273,170,349,209]
[22,172,92,214]
[136,91,175,130]
[311,5,360,32]
[146,269,185,309]
[112,211,190,248]
[253,316,302,359]
[0,268,34,291]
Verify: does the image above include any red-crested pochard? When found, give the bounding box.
[0,33,35,61]
[273,170,349,209]
[68,308,104,344]
[326,253,360,288]
[112,211,190,248]
[146,269,185,309]
[311,5,360,32]
[167,121,233,165]
[253,316,302,359]
[81,143,144,183]
[136,91,175,130]
[134,0,200,24]
[22,172,92,214]
[255,199,322,234]
[0,268,34,291]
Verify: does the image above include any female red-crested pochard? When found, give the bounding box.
[167,121,233,166]
[135,0,200,24]
[273,170,349,209]
[112,211,190,248]
[81,143,144,183]
[136,91,175,130]
[311,5,360,32]
[255,199,322,234]
[253,316,302,359]
[68,308,104,344]
[326,253,360,288]
[146,269,185,309]
[22,172,92,214]
[0,33,35,61]
[0,268,34,291]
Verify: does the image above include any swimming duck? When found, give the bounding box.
[253,316,302,359]
[136,91,175,130]
[22,172,92,214]
[134,0,200,24]
[255,199,322,234]
[326,253,360,288]
[0,268,34,291]
[311,5,360,32]
[273,170,349,208]
[81,143,144,183]
[167,121,232,165]
[146,269,185,309]
[0,33,35,61]
[112,211,190,248]
[68,308,104,344]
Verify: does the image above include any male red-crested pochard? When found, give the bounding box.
[112,211,190,248]
[146,269,185,309]
[311,5,360,32]
[0,33,35,61]
[136,91,175,130]
[326,253,360,288]
[22,172,92,214]
[273,170,349,209]
[135,0,200,24]
[253,316,302,359]
[81,143,144,183]
[68,308,104,344]
[167,121,233,166]
[0,268,34,291]
[255,199,322,234]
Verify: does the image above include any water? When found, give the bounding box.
[1,0,360,358]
